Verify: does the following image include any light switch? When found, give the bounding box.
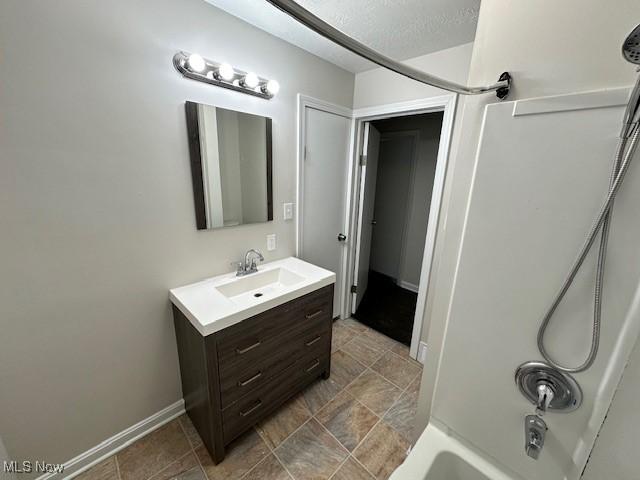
[283,203,294,221]
[267,234,277,251]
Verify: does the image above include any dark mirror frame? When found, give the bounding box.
[184,101,273,230]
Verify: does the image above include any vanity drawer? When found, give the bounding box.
[215,286,332,374]
[218,314,331,408]
[221,354,330,443]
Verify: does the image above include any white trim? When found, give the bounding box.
[398,280,420,293]
[352,95,455,119]
[346,94,458,361]
[351,121,371,315]
[512,86,631,117]
[37,400,185,480]
[296,94,354,319]
[417,341,429,365]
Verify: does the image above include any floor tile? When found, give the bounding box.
[335,318,370,334]
[331,324,356,352]
[256,395,312,449]
[340,337,384,366]
[406,375,421,396]
[331,457,375,480]
[370,352,421,390]
[353,423,410,480]
[75,457,119,480]
[331,350,366,389]
[179,414,203,449]
[275,418,348,480]
[117,419,191,480]
[388,341,410,359]
[196,430,269,480]
[242,454,291,480]
[346,370,402,416]
[361,329,399,351]
[149,452,205,480]
[382,388,419,443]
[301,376,344,414]
[316,391,378,452]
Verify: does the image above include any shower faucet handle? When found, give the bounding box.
[535,382,554,416]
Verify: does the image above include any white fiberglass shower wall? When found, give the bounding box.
[416,1,640,480]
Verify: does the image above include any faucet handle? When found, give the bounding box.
[231,261,244,275]
[535,382,555,416]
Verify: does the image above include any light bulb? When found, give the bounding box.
[243,72,259,89]
[205,71,214,79]
[218,63,234,81]
[266,79,280,95]
[187,53,206,72]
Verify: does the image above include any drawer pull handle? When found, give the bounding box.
[237,371,262,387]
[236,341,261,355]
[305,336,322,347]
[306,359,320,372]
[305,310,323,320]
[239,400,262,417]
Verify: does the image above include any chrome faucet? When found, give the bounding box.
[524,414,547,460]
[233,249,264,276]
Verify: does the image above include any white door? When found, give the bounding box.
[352,123,381,313]
[302,107,351,317]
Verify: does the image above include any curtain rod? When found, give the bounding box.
[265,0,511,99]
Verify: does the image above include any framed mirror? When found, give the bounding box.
[185,101,273,230]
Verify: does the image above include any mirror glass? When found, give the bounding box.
[186,101,272,230]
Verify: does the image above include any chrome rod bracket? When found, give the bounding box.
[265,0,512,99]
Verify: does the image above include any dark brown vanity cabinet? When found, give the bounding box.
[173,284,334,463]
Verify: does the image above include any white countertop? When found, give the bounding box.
[169,256,336,336]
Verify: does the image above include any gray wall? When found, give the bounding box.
[0,0,353,468]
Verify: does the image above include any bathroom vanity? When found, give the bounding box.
[170,257,335,463]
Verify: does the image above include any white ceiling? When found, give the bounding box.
[204,0,480,73]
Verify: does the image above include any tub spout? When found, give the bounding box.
[524,415,547,460]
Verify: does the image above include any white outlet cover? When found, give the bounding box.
[267,234,276,251]
[283,203,294,220]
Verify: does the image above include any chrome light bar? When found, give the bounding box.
[265,0,511,99]
[173,51,280,99]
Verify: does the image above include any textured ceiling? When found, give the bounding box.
[204,0,480,73]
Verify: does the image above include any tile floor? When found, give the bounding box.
[77,318,423,480]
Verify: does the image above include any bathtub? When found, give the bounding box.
[390,423,518,480]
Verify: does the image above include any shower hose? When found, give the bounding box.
[537,126,640,373]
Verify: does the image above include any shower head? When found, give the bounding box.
[623,23,640,64]
[621,23,640,138]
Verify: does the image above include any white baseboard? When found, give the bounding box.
[417,342,428,365]
[37,400,185,480]
[398,280,419,293]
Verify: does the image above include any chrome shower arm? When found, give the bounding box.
[264,0,511,99]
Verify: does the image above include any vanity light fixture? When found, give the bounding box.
[173,51,279,99]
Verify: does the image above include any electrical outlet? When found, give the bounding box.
[283,203,294,221]
[267,234,276,251]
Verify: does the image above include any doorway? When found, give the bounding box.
[351,110,446,350]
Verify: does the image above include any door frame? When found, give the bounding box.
[345,94,457,360]
[296,94,355,318]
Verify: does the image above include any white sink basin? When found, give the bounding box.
[215,267,305,302]
[169,257,335,336]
